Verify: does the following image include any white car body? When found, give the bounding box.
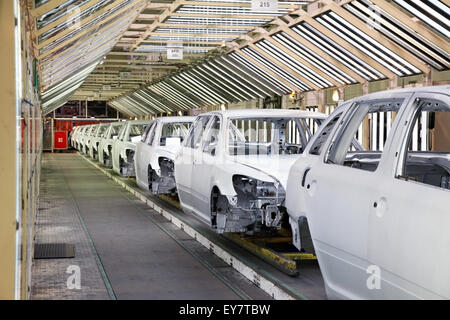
[112,120,152,176]
[77,125,92,152]
[75,125,88,151]
[98,122,125,167]
[286,86,450,300]
[70,126,80,148]
[174,109,327,234]
[135,116,195,195]
[82,125,98,155]
[88,123,109,160]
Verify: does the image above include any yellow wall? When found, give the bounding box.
[0,1,42,300]
[0,0,18,300]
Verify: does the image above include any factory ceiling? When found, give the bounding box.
[26,0,449,116]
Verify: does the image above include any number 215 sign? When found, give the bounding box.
[251,0,278,12]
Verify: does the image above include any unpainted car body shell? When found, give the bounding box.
[82,125,98,155]
[112,120,152,176]
[70,126,80,148]
[88,123,109,159]
[175,109,327,233]
[75,125,89,151]
[98,122,124,167]
[135,116,195,194]
[78,125,93,153]
[286,86,450,300]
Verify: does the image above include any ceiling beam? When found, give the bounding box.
[141,40,222,46]
[234,48,297,92]
[37,1,145,60]
[136,14,160,20]
[101,60,180,67]
[272,18,366,83]
[146,32,241,37]
[30,0,70,18]
[369,0,450,67]
[326,0,430,74]
[37,0,130,48]
[168,13,275,19]
[253,26,340,86]
[177,1,299,8]
[35,0,104,35]
[157,23,256,30]
[131,0,185,51]
[247,42,320,90]
[298,13,397,78]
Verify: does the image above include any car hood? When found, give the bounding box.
[229,154,300,188]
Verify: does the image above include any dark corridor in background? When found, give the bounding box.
[53,100,120,119]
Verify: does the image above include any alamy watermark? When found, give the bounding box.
[365,4,382,30]
[67,5,81,32]
[366,265,381,290]
[66,265,81,290]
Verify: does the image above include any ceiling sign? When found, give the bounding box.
[119,71,131,79]
[251,0,278,12]
[167,43,183,60]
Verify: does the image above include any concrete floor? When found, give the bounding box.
[103,158,327,300]
[31,153,270,300]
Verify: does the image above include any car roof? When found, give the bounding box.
[157,116,196,123]
[349,85,450,103]
[203,108,327,119]
[124,120,153,125]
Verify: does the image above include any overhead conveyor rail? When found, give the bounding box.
[109,0,450,116]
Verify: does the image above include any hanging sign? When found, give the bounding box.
[119,71,131,79]
[167,43,183,60]
[251,0,278,12]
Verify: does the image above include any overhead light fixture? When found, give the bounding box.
[178,111,183,116]
[220,104,226,111]
[289,91,297,102]
[332,89,340,103]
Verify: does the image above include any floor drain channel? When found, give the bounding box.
[34,243,75,259]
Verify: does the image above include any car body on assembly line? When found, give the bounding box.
[82,124,98,155]
[88,123,110,160]
[112,120,152,177]
[285,86,450,300]
[174,109,327,234]
[77,125,92,152]
[98,121,124,167]
[135,116,195,195]
[70,126,80,148]
[75,125,88,151]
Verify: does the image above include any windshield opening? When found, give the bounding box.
[128,124,148,141]
[160,122,192,146]
[228,117,323,156]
